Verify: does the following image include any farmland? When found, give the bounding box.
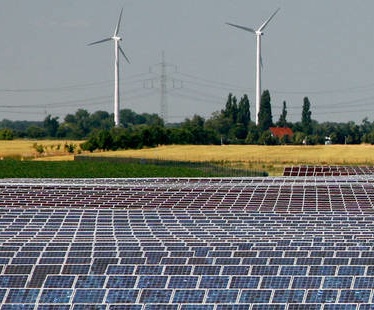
[82,144,374,175]
[1,141,374,176]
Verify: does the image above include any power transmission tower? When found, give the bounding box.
[160,51,168,123]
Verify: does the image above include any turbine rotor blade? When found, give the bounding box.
[119,45,130,64]
[114,8,123,36]
[88,37,112,46]
[258,8,280,32]
[226,22,255,34]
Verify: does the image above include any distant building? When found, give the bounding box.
[269,127,294,139]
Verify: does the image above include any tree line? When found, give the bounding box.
[2,90,374,150]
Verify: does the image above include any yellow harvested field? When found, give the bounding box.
[85,144,374,175]
[0,140,82,160]
[87,144,374,163]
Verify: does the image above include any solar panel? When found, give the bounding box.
[172,289,205,303]
[39,289,73,303]
[5,289,40,303]
[1,177,374,307]
[105,289,139,304]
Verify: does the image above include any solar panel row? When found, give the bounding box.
[283,166,374,177]
[1,178,374,213]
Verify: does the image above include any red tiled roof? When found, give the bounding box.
[269,127,294,138]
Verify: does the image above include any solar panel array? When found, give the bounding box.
[283,166,374,177]
[0,177,374,309]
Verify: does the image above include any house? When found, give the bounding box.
[269,127,294,139]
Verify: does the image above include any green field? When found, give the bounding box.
[0,159,264,178]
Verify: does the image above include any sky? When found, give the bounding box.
[1,0,374,124]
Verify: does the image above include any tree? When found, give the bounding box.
[302,97,312,135]
[43,115,59,137]
[27,126,46,139]
[223,93,238,123]
[237,94,251,127]
[278,101,288,127]
[258,90,273,132]
[0,128,14,140]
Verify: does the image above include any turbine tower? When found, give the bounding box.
[226,8,279,125]
[88,8,130,127]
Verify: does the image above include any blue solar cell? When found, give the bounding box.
[199,276,229,289]
[251,265,279,275]
[106,276,137,288]
[252,306,286,310]
[39,289,73,304]
[75,275,106,288]
[161,257,187,264]
[5,289,39,303]
[222,266,249,275]
[309,266,336,276]
[109,305,142,310]
[216,305,252,310]
[0,289,6,303]
[0,275,28,288]
[351,258,374,265]
[38,305,70,310]
[193,265,221,275]
[137,276,167,288]
[136,265,163,275]
[323,305,359,310]
[168,276,198,289]
[121,257,146,264]
[72,289,106,303]
[339,290,371,303]
[306,289,338,303]
[288,305,321,310]
[164,265,192,275]
[180,305,214,310]
[1,305,35,310]
[280,266,308,276]
[62,264,90,275]
[173,289,205,303]
[292,276,322,289]
[139,289,172,303]
[188,257,214,265]
[260,276,291,289]
[106,289,139,304]
[106,265,135,275]
[354,277,374,288]
[323,277,353,289]
[73,305,107,310]
[144,305,178,310]
[215,258,241,265]
[239,289,272,303]
[44,276,75,288]
[338,266,365,276]
[230,276,260,289]
[11,258,37,265]
[205,289,238,303]
[272,290,305,303]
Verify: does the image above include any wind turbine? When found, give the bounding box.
[226,8,280,125]
[88,8,130,127]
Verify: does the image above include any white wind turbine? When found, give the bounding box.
[226,8,280,125]
[88,8,130,127]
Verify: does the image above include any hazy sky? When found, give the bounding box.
[1,0,374,124]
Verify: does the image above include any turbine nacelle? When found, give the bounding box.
[112,35,122,41]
